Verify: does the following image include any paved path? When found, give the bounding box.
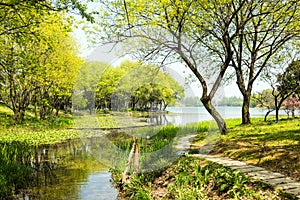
[175,135,300,199]
[176,134,197,150]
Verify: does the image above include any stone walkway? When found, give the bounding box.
[175,135,300,199]
[176,134,198,150]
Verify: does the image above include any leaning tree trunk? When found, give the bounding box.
[264,110,273,122]
[242,93,251,124]
[201,98,227,135]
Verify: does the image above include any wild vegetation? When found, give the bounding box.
[110,117,300,199]
[113,156,291,200]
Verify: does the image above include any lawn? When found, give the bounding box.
[196,117,300,181]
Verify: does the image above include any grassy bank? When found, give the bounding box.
[113,156,291,199]
[0,105,78,145]
[0,105,152,145]
[1,103,299,199]
[111,117,299,199]
[208,117,300,182]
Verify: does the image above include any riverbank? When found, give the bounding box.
[111,117,300,199]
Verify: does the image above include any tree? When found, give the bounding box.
[98,0,243,134]
[283,96,300,118]
[226,0,300,124]
[0,34,37,122]
[0,0,94,122]
[0,0,93,37]
[33,14,83,119]
[131,83,179,111]
[73,61,109,113]
[251,89,275,121]
[272,60,300,121]
[0,12,82,122]
[95,62,134,111]
[95,61,184,112]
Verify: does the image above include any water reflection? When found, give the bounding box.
[79,172,119,199]
[2,139,119,200]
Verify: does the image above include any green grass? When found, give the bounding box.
[0,104,78,145]
[0,105,74,130]
[0,130,79,145]
[197,117,300,181]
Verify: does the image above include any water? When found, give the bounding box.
[164,106,290,125]
[79,172,119,199]
[5,138,120,200]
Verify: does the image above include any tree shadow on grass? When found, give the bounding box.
[212,141,300,180]
[211,119,300,181]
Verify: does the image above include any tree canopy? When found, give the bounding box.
[97,0,300,133]
[0,12,82,122]
[98,0,238,134]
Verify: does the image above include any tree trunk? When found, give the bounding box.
[264,110,273,122]
[274,96,279,122]
[242,94,251,124]
[275,108,279,122]
[201,98,227,135]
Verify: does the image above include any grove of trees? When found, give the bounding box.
[0,0,94,123]
[73,60,184,113]
[98,0,300,134]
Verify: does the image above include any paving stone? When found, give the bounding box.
[246,170,285,180]
[236,166,264,173]
[286,188,300,196]
[230,165,250,169]
[219,161,247,167]
[276,183,300,190]
[263,177,295,185]
[281,182,300,188]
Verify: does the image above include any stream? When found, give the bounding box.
[8,137,120,200]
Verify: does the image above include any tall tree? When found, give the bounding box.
[0,12,82,122]
[228,0,300,124]
[0,34,37,122]
[73,61,109,113]
[33,14,83,119]
[98,0,244,134]
[94,61,184,111]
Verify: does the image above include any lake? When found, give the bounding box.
[149,106,289,126]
